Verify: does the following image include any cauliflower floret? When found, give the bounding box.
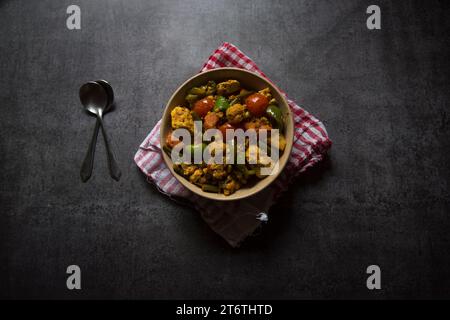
[223,177,241,196]
[181,164,197,176]
[189,169,204,183]
[243,117,272,132]
[207,164,228,180]
[258,87,272,101]
[217,80,240,95]
[226,103,246,124]
[245,145,272,166]
[171,106,194,133]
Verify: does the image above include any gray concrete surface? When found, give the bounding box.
[0,0,449,299]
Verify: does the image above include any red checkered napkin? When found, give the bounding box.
[134,42,332,247]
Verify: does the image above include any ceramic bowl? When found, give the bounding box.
[160,67,294,201]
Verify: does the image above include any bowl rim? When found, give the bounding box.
[160,67,294,201]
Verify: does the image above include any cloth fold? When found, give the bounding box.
[134,42,332,247]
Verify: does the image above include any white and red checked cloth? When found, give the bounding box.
[134,42,332,247]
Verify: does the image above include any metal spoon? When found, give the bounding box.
[79,81,121,182]
[95,79,121,180]
[79,80,114,182]
[97,79,114,108]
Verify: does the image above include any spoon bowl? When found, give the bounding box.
[96,79,115,110]
[79,81,109,116]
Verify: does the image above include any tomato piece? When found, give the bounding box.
[165,129,180,148]
[218,123,236,140]
[204,112,220,130]
[193,98,214,118]
[245,93,269,116]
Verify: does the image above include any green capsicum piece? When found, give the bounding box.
[266,104,284,131]
[213,96,230,112]
[202,184,220,193]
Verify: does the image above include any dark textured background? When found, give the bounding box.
[0,0,449,299]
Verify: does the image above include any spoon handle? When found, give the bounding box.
[80,118,100,182]
[98,116,122,181]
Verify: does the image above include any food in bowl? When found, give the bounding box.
[163,78,288,196]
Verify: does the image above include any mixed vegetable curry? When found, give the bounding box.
[164,79,287,196]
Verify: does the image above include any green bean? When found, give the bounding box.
[229,97,240,106]
[202,184,220,193]
[185,94,199,104]
[205,81,217,95]
[191,111,201,121]
[239,89,253,99]
[236,164,247,173]
[189,86,206,96]
[173,164,184,175]
[255,167,267,179]
[236,164,257,177]
[229,89,254,106]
